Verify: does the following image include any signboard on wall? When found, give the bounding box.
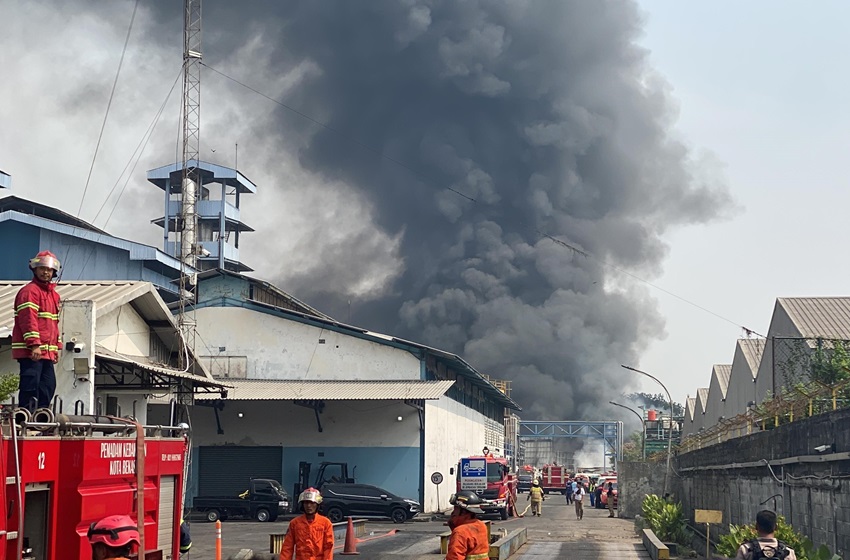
[460,458,486,492]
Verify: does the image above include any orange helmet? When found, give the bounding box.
[29,250,61,276]
[87,515,140,548]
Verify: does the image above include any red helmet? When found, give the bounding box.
[29,251,61,275]
[87,515,140,548]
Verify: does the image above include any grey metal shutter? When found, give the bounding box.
[198,446,282,496]
[158,475,176,559]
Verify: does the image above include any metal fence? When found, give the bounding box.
[679,376,850,453]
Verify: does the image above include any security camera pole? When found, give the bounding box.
[621,365,674,497]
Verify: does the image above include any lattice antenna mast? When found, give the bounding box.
[178,0,202,370]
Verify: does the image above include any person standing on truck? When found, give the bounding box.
[87,514,141,560]
[447,490,489,560]
[527,479,544,517]
[13,250,62,412]
[280,487,334,560]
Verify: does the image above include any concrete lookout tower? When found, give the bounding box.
[147,160,256,272]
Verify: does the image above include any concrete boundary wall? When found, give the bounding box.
[624,409,850,557]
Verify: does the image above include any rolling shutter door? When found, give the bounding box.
[198,446,282,496]
[158,475,175,559]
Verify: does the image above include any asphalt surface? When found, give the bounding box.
[183,500,647,559]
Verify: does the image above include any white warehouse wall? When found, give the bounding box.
[97,305,150,357]
[194,307,421,380]
[423,397,491,513]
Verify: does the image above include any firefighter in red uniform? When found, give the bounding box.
[12,251,61,412]
[87,515,141,560]
[446,490,489,560]
[280,487,334,560]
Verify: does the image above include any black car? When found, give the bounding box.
[320,483,420,524]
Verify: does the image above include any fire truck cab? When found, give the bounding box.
[455,454,516,520]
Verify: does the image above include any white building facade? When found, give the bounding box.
[167,270,519,512]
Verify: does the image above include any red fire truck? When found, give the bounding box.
[455,454,517,520]
[5,406,188,560]
[539,463,570,494]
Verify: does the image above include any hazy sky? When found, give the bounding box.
[635,0,850,404]
[1,1,848,421]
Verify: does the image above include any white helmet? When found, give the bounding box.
[298,487,322,504]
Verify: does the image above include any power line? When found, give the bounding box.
[77,0,141,218]
[92,69,183,228]
[200,62,476,202]
[537,231,765,338]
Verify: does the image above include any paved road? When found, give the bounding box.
[185,499,647,559]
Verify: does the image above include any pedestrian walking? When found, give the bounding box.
[734,510,796,560]
[527,480,544,517]
[588,480,596,507]
[280,487,334,560]
[607,481,616,517]
[573,482,586,520]
[564,479,572,504]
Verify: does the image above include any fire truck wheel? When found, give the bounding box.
[500,507,508,521]
[206,509,221,522]
[256,508,271,522]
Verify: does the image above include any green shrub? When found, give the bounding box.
[0,374,18,402]
[641,494,691,546]
[715,516,841,560]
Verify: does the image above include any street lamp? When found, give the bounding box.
[621,365,674,497]
[609,401,646,460]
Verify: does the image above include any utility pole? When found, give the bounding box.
[177,0,202,372]
[621,365,675,497]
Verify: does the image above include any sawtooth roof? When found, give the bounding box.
[738,338,766,378]
[711,364,732,399]
[777,297,850,339]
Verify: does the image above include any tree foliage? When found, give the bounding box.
[0,374,18,403]
[627,392,684,416]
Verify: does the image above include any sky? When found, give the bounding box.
[635,0,850,406]
[1,1,848,426]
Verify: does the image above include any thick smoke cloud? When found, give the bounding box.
[1,1,732,420]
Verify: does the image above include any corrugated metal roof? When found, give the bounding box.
[737,338,766,378]
[195,379,455,401]
[696,388,709,413]
[777,297,850,339]
[685,397,697,421]
[96,345,228,389]
[0,281,155,333]
[711,364,732,398]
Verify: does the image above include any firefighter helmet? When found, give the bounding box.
[298,487,323,504]
[532,479,540,486]
[87,515,140,548]
[29,250,61,277]
[449,490,485,514]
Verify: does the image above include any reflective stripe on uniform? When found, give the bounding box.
[466,554,489,560]
[15,302,39,312]
[23,331,40,339]
[37,312,59,320]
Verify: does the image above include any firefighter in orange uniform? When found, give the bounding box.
[280,487,335,560]
[446,490,489,560]
[87,515,141,560]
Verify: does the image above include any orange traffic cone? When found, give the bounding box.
[340,517,360,555]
